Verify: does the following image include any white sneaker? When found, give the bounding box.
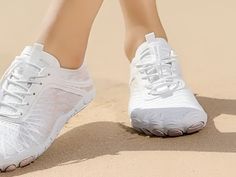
[0,43,95,172]
[129,33,207,137]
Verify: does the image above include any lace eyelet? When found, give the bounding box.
[33,93,36,96]
[40,82,43,85]
[48,73,51,76]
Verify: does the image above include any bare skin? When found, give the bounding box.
[119,0,167,60]
[37,0,166,67]
[37,0,103,69]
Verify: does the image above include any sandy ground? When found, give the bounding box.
[0,0,236,177]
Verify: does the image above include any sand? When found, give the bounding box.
[0,0,236,177]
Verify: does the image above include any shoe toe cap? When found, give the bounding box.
[131,107,207,133]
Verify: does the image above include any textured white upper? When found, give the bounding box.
[0,43,94,164]
[129,33,207,129]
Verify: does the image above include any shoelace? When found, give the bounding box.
[0,59,48,119]
[136,45,184,96]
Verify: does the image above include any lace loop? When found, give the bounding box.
[0,59,48,119]
[136,46,184,96]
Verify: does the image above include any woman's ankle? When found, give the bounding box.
[37,39,86,70]
[124,26,167,61]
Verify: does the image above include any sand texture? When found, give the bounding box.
[0,1,236,177]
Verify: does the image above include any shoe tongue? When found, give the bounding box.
[15,43,61,91]
[20,43,60,68]
[155,38,171,60]
[132,33,175,95]
[135,33,171,64]
[14,43,58,81]
[0,44,61,115]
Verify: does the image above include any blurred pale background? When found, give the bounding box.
[1,1,236,177]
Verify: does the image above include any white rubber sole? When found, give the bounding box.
[130,107,207,137]
[0,89,96,172]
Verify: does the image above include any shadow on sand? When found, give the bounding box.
[5,94,236,176]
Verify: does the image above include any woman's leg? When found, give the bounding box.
[0,0,103,172]
[37,0,103,69]
[119,0,167,60]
